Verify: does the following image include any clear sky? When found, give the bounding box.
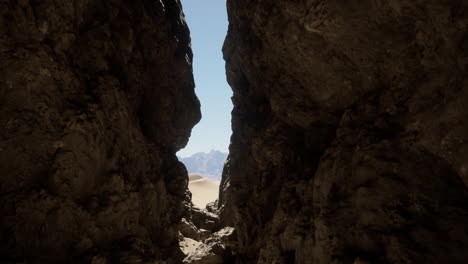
[177,0,232,157]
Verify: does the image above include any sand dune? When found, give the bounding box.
[188,173,220,208]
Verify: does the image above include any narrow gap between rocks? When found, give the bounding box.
[176,0,236,263]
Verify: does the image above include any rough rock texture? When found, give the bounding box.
[191,206,221,231]
[179,205,236,264]
[221,0,468,263]
[181,227,236,264]
[0,0,200,263]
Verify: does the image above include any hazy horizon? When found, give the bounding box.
[177,149,228,159]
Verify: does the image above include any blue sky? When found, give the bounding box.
[177,0,232,157]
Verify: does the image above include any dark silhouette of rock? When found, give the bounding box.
[0,0,200,263]
[221,0,468,263]
[3,0,468,263]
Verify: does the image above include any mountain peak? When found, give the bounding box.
[179,150,228,181]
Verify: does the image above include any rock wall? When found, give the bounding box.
[221,0,468,263]
[0,0,200,263]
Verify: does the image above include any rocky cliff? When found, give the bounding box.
[0,0,200,263]
[221,1,468,263]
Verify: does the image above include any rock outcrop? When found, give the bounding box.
[0,0,200,263]
[179,204,236,264]
[221,1,468,263]
[3,0,468,263]
[181,227,236,264]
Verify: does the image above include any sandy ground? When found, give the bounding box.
[188,173,220,208]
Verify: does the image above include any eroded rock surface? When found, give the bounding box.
[221,1,468,263]
[179,203,236,264]
[0,0,200,263]
[181,226,236,264]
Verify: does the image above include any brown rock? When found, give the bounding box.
[191,206,220,231]
[221,0,468,263]
[182,227,236,264]
[180,218,201,241]
[0,0,200,263]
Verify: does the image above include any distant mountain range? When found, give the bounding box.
[178,150,228,181]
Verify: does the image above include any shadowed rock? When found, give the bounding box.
[0,0,200,263]
[221,0,468,263]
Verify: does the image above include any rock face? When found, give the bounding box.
[221,1,468,263]
[181,227,236,264]
[179,205,236,264]
[0,0,200,263]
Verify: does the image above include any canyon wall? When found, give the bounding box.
[221,1,468,263]
[0,0,200,263]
